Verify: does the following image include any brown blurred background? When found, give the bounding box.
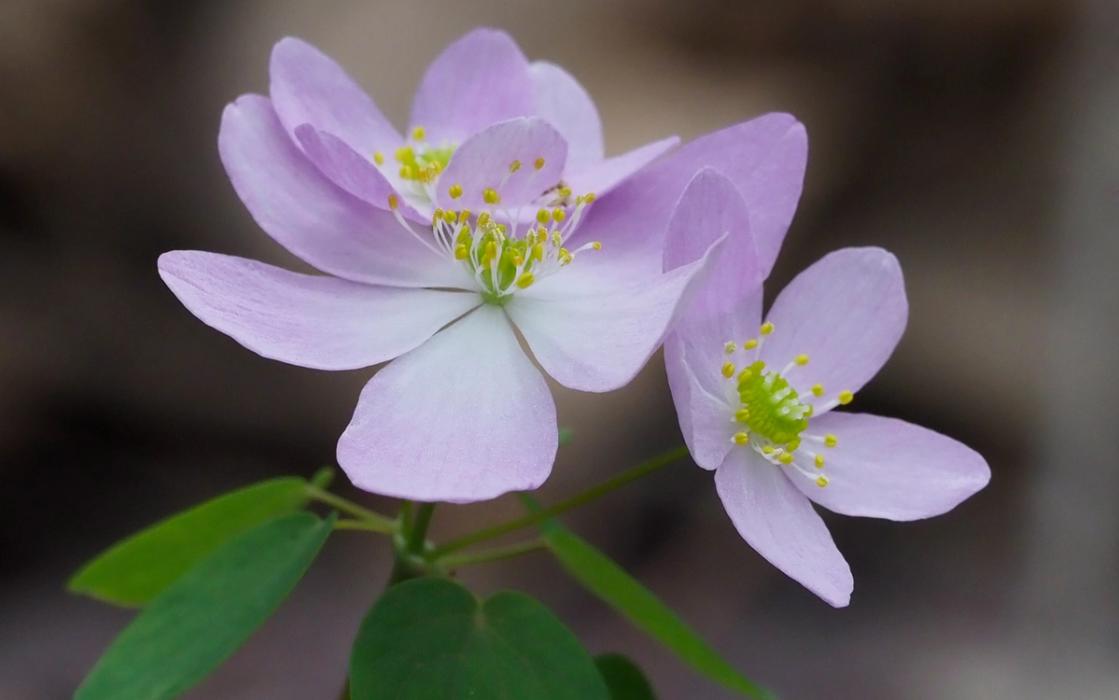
[1,0,1116,698]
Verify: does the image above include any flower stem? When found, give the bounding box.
[439,539,546,570]
[306,486,397,534]
[430,445,689,557]
[333,518,394,534]
[407,503,437,552]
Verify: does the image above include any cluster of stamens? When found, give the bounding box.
[721,322,854,488]
[379,128,601,301]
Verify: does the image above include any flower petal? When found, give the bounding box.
[565,136,679,200]
[664,335,737,471]
[158,251,480,370]
[569,114,806,278]
[219,95,469,289]
[664,168,762,325]
[294,124,425,222]
[337,305,557,503]
[793,412,991,521]
[530,61,603,173]
[760,247,907,406]
[434,117,566,210]
[506,234,727,393]
[269,37,401,155]
[410,28,533,144]
[715,450,853,607]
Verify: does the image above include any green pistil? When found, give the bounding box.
[736,361,810,445]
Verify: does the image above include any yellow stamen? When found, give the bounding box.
[448,183,463,199]
[814,454,825,468]
[387,194,399,210]
[721,362,736,378]
[410,126,425,141]
[824,434,838,448]
[509,159,522,173]
[734,408,750,423]
[534,157,545,170]
[732,432,750,445]
[483,187,501,205]
[372,151,384,166]
[724,341,737,354]
[744,339,759,350]
[760,322,775,336]
[795,354,810,366]
[552,208,566,222]
[811,383,825,397]
[515,273,535,289]
[815,475,829,488]
[454,244,469,260]
[591,241,602,251]
[838,390,854,405]
[778,452,794,465]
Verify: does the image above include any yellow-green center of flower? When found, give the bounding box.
[382,128,602,302]
[721,323,855,488]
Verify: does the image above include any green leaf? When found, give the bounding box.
[76,512,334,700]
[596,654,656,700]
[69,477,312,606]
[522,496,773,700]
[349,577,609,700]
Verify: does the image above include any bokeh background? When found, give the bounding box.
[2,0,1116,698]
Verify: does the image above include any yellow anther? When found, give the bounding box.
[410,125,425,141]
[448,183,463,199]
[536,209,550,224]
[512,254,524,266]
[760,322,775,336]
[552,208,566,222]
[534,156,546,170]
[551,232,563,247]
[778,452,794,465]
[786,438,801,451]
[795,354,810,366]
[515,272,535,289]
[591,241,602,251]
[811,383,825,397]
[582,192,596,204]
[532,243,545,261]
[744,339,759,350]
[734,408,750,423]
[721,362,736,378]
[454,244,469,260]
[483,241,498,264]
[724,341,737,354]
[433,208,444,220]
[387,194,399,210]
[372,151,384,166]
[733,432,750,445]
[482,187,501,205]
[838,390,854,405]
[558,185,573,199]
[477,212,492,226]
[762,445,775,455]
[805,405,814,418]
[824,434,838,448]
[509,159,522,173]
[737,367,754,383]
[815,475,829,488]
[558,248,573,265]
[395,145,413,161]
[814,454,825,469]
[399,165,413,179]
[458,209,471,223]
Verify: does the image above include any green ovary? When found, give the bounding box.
[736,361,810,446]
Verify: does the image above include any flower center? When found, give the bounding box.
[383,129,602,302]
[373,126,454,206]
[721,323,854,488]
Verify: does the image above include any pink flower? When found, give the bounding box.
[158,29,807,503]
[664,171,990,606]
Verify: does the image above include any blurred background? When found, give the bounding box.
[1,0,1116,697]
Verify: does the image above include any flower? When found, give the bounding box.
[158,29,808,503]
[663,174,991,606]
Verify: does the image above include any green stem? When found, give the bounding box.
[431,445,689,557]
[333,518,394,534]
[439,539,546,570]
[407,503,436,552]
[306,486,397,533]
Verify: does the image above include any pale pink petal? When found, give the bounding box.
[564,137,679,198]
[760,247,907,408]
[294,125,425,222]
[219,95,469,289]
[337,306,557,503]
[158,251,479,371]
[664,169,761,324]
[664,334,736,471]
[530,61,603,173]
[410,28,533,144]
[506,235,726,393]
[715,450,853,607]
[269,37,401,155]
[793,412,991,521]
[569,114,805,278]
[433,118,566,210]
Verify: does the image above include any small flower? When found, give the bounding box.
[663,178,990,606]
[159,30,809,503]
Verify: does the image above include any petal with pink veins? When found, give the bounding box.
[410,28,534,144]
[158,251,480,370]
[270,37,401,155]
[793,412,991,521]
[759,247,907,408]
[715,449,853,607]
[337,305,557,503]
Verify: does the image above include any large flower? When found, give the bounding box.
[664,174,990,606]
[158,29,808,502]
